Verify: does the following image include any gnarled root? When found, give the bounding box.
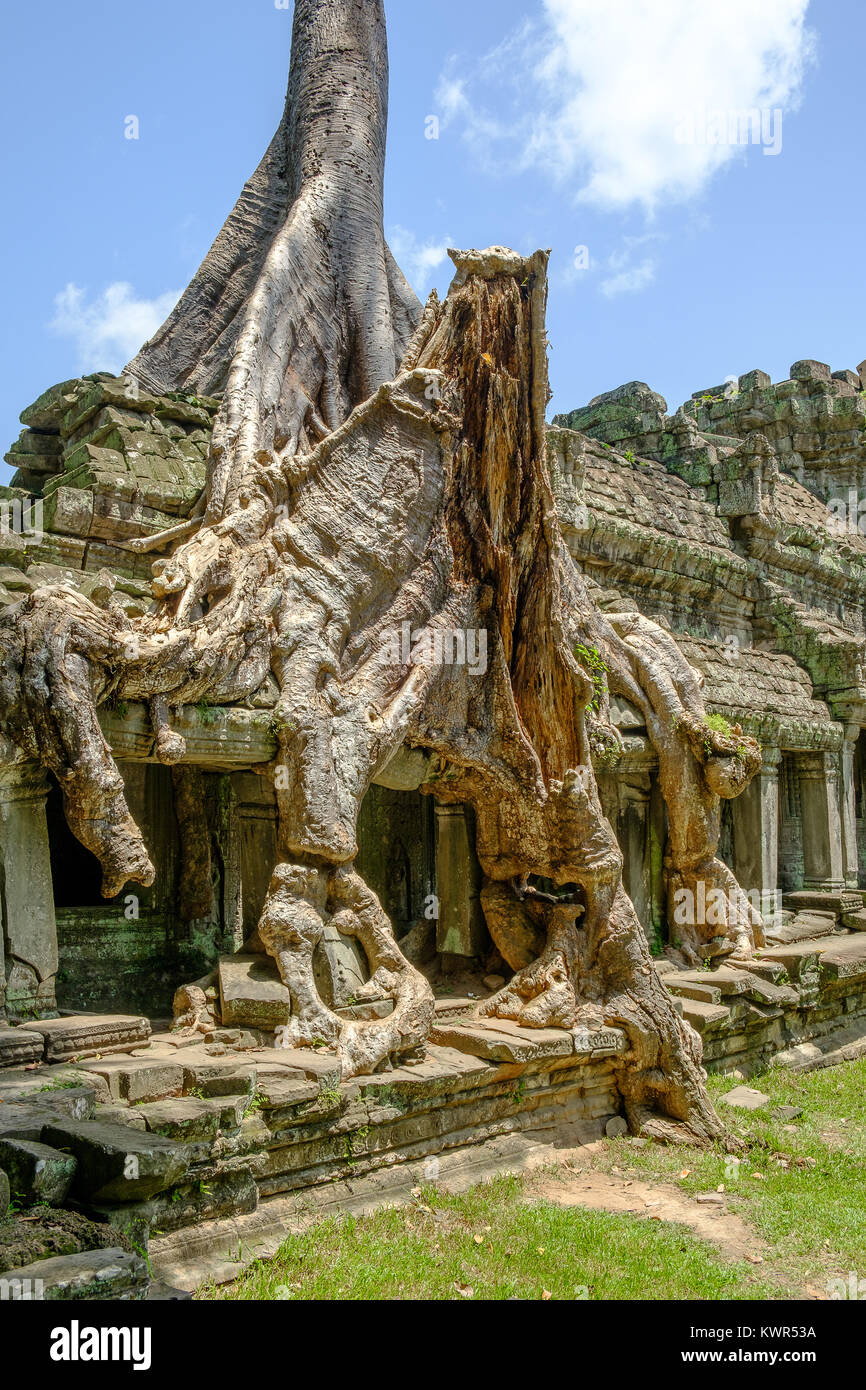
[258,860,434,1077]
[603,611,763,962]
[668,855,764,966]
[0,586,155,896]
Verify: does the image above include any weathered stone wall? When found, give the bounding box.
[549,361,866,939]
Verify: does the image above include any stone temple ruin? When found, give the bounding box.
[2,0,866,1300]
[3,357,866,1296]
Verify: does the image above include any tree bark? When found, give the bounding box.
[127,0,421,519]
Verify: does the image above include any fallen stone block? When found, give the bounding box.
[123,1063,184,1105]
[41,1119,191,1202]
[218,956,291,1029]
[783,888,862,916]
[0,1168,9,1216]
[764,911,838,945]
[433,996,478,1017]
[820,937,866,981]
[207,1028,264,1049]
[255,1076,321,1110]
[0,1137,77,1207]
[430,1018,574,1063]
[142,1030,207,1052]
[134,1098,223,1146]
[1,1248,149,1301]
[745,959,787,984]
[75,1059,183,1104]
[91,1104,148,1132]
[679,999,730,1032]
[28,1083,102,1115]
[757,940,830,981]
[721,1085,769,1111]
[0,1027,44,1068]
[571,1027,627,1058]
[0,1102,67,1143]
[5,1068,110,1105]
[182,1061,257,1098]
[731,971,799,1006]
[18,1014,151,1062]
[0,1086,95,1140]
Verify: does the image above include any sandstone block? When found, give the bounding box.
[219,956,291,1029]
[18,1014,151,1062]
[41,1119,191,1201]
[721,1085,769,1111]
[0,1137,77,1206]
[1,1248,149,1301]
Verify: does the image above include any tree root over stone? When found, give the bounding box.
[0,2,759,1147]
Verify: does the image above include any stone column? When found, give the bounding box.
[616,773,653,938]
[648,776,667,947]
[234,772,278,948]
[434,802,488,959]
[0,762,58,1019]
[733,746,781,924]
[797,751,845,892]
[840,725,860,890]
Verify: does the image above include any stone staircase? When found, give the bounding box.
[657,931,866,1074]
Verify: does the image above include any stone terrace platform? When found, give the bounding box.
[0,1009,623,1293]
[1,930,866,1294]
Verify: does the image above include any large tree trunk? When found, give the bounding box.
[0,1,758,1145]
[127,0,421,518]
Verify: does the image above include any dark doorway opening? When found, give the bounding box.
[45,774,105,907]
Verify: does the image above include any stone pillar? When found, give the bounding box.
[840,725,860,890]
[797,751,845,892]
[234,772,278,949]
[616,773,653,938]
[434,802,488,959]
[0,762,59,1019]
[733,747,781,924]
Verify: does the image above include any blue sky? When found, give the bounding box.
[2,0,863,481]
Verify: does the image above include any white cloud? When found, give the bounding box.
[50,282,182,372]
[388,226,453,296]
[600,258,656,298]
[437,0,814,211]
[598,233,663,296]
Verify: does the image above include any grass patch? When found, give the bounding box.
[590,1062,866,1290]
[199,1173,775,1302]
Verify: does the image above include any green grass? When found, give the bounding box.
[197,1059,866,1301]
[199,1173,776,1302]
[590,1062,866,1290]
